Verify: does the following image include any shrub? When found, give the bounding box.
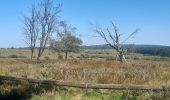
[97,52,103,54]
[18,56,27,58]
[18,52,22,54]
[0,55,6,58]
[105,52,109,55]
[133,56,141,60]
[44,56,50,60]
[90,55,96,58]
[9,54,18,58]
[58,54,63,60]
[77,54,89,60]
[105,56,116,61]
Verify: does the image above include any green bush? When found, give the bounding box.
[9,54,18,58]
[0,55,6,58]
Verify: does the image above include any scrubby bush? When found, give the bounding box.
[9,54,18,58]
[0,55,6,58]
[105,56,116,61]
[44,56,50,60]
[77,54,89,60]
[18,52,22,54]
[18,56,27,58]
[58,54,63,60]
[97,52,103,54]
[133,56,141,60]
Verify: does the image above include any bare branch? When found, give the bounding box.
[122,29,139,44]
[94,26,115,49]
[107,28,115,43]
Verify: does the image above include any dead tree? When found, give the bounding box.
[94,22,139,62]
[23,0,61,62]
[23,6,39,61]
[36,0,61,62]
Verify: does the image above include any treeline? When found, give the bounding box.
[134,46,170,57]
[84,44,170,57]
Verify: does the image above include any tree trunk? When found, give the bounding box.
[37,49,41,63]
[31,48,35,61]
[37,55,40,63]
[31,50,33,61]
[118,51,126,62]
[65,50,68,61]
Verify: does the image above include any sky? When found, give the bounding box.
[0,0,170,48]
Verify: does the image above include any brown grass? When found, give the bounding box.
[0,58,170,86]
[1,49,170,99]
[0,49,170,86]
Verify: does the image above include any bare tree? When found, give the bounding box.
[23,6,39,61]
[23,0,61,62]
[50,22,82,60]
[94,22,139,62]
[36,0,61,62]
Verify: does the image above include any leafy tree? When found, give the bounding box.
[50,22,82,60]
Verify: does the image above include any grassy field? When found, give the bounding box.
[0,49,170,99]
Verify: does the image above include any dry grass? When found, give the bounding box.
[0,57,170,85]
[0,49,170,85]
[1,49,170,99]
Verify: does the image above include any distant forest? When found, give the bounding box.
[84,44,170,57]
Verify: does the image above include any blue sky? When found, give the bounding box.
[0,0,170,48]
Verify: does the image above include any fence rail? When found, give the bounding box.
[0,76,170,91]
